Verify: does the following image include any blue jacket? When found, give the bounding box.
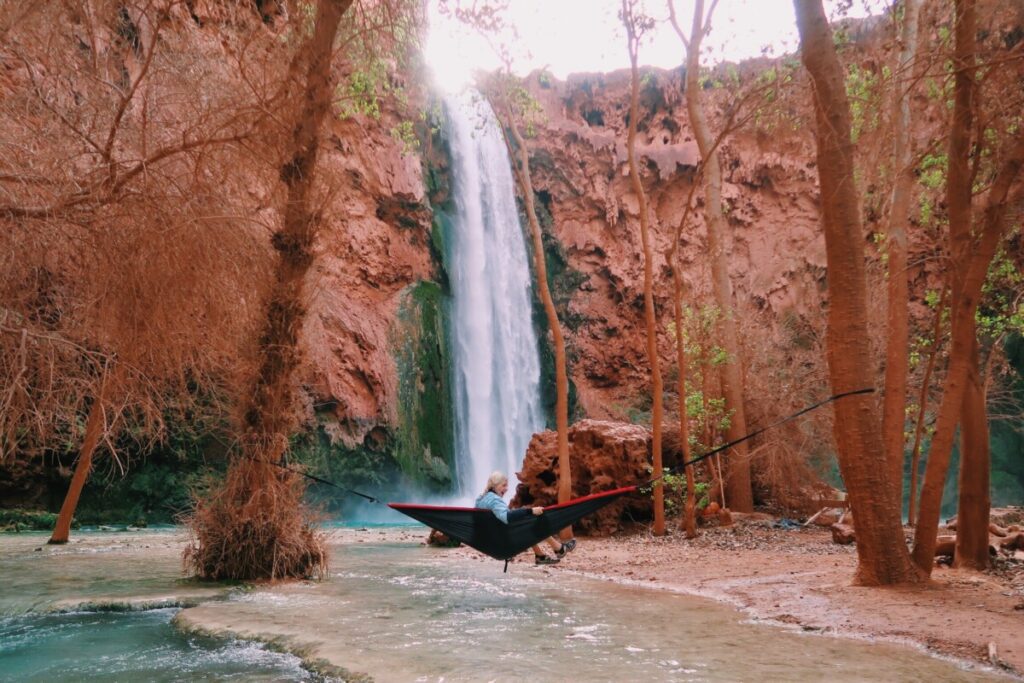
[474,491,531,524]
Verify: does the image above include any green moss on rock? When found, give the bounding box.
[391,280,455,491]
[289,423,403,514]
[0,508,59,532]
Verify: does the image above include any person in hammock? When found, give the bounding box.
[475,471,577,565]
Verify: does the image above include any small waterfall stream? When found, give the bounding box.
[443,89,544,499]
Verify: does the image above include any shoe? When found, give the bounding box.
[535,555,560,565]
[556,538,577,558]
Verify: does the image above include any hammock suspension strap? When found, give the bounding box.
[641,387,875,491]
[251,388,874,506]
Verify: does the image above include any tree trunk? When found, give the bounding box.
[794,0,923,585]
[49,392,106,544]
[676,0,753,512]
[955,346,990,569]
[243,0,352,460]
[184,0,350,581]
[881,0,922,510]
[701,349,725,507]
[911,136,1024,572]
[907,286,948,526]
[940,0,990,571]
[912,246,997,571]
[502,98,573,533]
[623,0,665,535]
[672,273,698,537]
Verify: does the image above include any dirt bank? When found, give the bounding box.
[483,518,1024,676]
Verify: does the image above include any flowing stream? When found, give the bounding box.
[444,89,545,499]
[0,529,1004,682]
[0,531,310,681]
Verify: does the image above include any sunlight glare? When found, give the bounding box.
[424,0,878,93]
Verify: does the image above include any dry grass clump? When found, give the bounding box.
[183,459,327,581]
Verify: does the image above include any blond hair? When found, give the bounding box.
[483,471,508,495]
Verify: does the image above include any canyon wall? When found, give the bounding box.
[243,37,949,503]
[5,4,1021,518]
[515,65,830,420]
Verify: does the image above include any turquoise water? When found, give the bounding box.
[0,531,310,682]
[0,529,213,614]
[0,609,310,682]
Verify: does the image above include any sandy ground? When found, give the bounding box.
[442,516,1024,676]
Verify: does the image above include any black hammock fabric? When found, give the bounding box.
[389,486,638,561]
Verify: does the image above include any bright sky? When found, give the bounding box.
[425,0,879,91]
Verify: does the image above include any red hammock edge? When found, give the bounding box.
[388,484,639,513]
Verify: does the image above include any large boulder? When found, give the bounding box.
[511,420,652,536]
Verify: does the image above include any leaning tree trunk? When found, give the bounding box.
[881,0,921,511]
[499,97,573,532]
[911,135,1024,573]
[678,0,753,512]
[623,2,666,536]
[907,286,947,526]
[794,0,923,585]
[666,166,699,537]
[701,347,725,506]
[672,273,698,537]
[942,0,989,570]
[911,218,1013,571]
[184,0,350,581]
[49,365,120,544]
[48,391,107,544]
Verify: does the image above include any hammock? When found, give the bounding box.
[270,390,873,569]
[389,485,638,563]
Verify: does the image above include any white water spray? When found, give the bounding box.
[444,89,544,501]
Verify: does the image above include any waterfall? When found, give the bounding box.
[443,89,544,501]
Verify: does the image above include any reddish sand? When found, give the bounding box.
[442,516,1024,675]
